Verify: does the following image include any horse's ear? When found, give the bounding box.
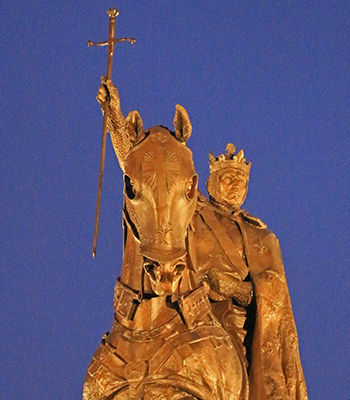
[126,110,144,147]
[173,104,192,143]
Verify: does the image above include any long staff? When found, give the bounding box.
[88,8,135,257]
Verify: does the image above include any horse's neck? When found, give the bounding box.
[116,295,178,331]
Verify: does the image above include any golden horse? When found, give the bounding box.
[83,84,248,400]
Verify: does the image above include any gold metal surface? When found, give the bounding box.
[84,80,249,399]
[85,23,308,398]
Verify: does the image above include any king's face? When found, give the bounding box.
[219,168,248,208]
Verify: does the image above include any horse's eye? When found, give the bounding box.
[124,175,137,200]
[185,175,198,200]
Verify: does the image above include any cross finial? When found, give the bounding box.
[88,8,135,79]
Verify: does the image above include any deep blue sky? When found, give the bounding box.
[1,1,349,398]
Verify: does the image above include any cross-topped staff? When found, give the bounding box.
[89,8,135,258]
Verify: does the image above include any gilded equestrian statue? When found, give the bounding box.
[83,80,249,400]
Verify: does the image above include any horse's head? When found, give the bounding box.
[122,106,197,295]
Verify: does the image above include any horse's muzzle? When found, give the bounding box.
[143,256,186,296]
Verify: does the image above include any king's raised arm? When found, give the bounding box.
[96,78,131,171]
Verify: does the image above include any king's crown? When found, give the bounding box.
[209,143,251,176]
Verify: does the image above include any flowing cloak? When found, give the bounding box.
[192,200,308,400]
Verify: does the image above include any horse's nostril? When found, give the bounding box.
[143,261,160,282]
[174,263,185,276]
[144,263,152,274]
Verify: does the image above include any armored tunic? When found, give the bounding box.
[193,199,308,400]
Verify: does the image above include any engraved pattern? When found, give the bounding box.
[164,149,178,163]
[143,152,158,190]
[144,151,157,162]
[154,227,175,247]
[166,170,180,192]
[164,152,179,181]
[144,172,157,192]
[142,149,180,193]
[253,240,268,254]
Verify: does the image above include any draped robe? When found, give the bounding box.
[193,198,308,400]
